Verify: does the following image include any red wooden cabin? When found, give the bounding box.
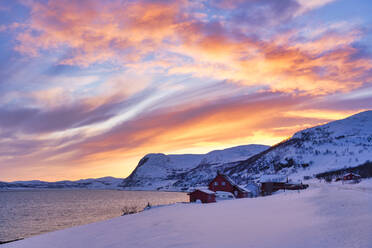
[343,173,361,181]
[188,189,216,203]
[208,173,250,198]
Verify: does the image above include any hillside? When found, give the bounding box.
[223,110,372,184]
[120,145,269,190]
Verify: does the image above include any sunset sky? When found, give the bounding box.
[0,0,372,181]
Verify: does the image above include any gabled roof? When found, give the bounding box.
[214,173,250,193]
[190,188,215,195]
[220,174,238,187]
[235,185,251,193]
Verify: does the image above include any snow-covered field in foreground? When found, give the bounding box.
[4,181,372,248]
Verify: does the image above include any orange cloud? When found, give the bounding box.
[10,0,372,95]
[72,93,346,167]
[169,26,372,95]
[0,86,367,181]
[15,0,186,66]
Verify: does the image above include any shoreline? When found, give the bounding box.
[0,190,188,244]
[0,239,24,246]
[0,188,186,193]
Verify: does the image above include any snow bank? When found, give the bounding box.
[4,184,372,248]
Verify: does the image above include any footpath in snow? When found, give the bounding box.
[4,182,372,248]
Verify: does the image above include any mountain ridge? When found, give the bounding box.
[120,144,270,190]
[222,110,372,185]
[0,176,124,190]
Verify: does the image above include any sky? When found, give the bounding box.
[0,0,372,182]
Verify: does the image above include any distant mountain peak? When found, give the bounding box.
[121,144,269,190]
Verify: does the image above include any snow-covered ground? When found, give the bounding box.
[4,180,372,248]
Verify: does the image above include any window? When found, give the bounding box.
[222,181,226,186]
[214,181,218,186]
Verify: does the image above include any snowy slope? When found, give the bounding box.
[225,110,372,184]
[4,182,372,248]
[0,177,124,190]
[201,145,269,165]
[120,145,269,190]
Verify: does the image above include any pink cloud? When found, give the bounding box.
[9,0,372,95]
[15,0,188,65]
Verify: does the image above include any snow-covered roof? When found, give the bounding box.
[193,188,215,195]
[237,185,251,193]
[217,174,238,186]
[343,173,361,177]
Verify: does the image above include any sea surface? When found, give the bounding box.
[0,189,188,242]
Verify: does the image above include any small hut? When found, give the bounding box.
[343,173,361,181]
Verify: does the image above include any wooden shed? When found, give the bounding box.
[188,189,216,203]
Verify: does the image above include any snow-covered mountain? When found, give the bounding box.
[0,177,124,190]
[120,145,269,190]
[122,110,372,190]
[223,110,372,185]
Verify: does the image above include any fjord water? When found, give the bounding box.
[0,190,188,242]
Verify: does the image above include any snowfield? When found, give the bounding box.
[4,181,372,248]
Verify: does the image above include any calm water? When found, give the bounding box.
[0,190,188,242]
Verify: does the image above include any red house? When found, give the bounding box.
[188,189,216,203]
[208,173,250,198]
[343,173,361,181]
